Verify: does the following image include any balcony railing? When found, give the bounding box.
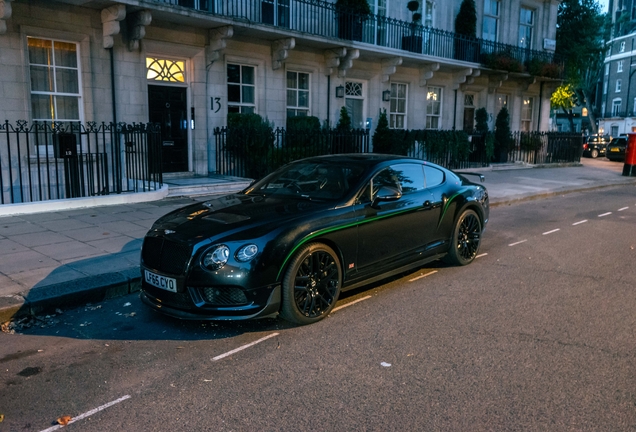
[151,0,563,78]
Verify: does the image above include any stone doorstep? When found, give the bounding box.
[0,270,142,323]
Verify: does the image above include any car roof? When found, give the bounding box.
[291,153,432,168]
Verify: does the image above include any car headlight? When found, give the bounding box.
[202,245,230,270]
[236,244,258,262]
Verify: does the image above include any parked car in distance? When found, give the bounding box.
[606,136,628,162]
[583,135,609,158]
[139,154,489,325]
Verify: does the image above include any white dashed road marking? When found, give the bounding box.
[332,295,372,312]
[572,220,587,225]
[543,229,560,235]
[509,240,527,246]
[409,270,438,282]
[39,395,131,432]
[598,212,612,217]
[212,333,279,361]
[618,207,629,211]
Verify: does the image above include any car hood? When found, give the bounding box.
[149,193,332,242]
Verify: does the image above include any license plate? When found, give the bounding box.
[610,148,619,152]
[144,270,177,292]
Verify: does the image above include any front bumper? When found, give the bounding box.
[140,283,281,320]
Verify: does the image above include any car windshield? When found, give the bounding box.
[245,161,367,200]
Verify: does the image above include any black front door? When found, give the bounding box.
[148,85,188,173]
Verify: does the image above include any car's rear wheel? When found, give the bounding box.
[280,243,342,325]
[444,209,482,266]
[590,149,599,158]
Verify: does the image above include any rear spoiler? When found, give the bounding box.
[458,172,485,183]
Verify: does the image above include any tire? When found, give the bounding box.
[444,209,482,266]
[590,149,599,158]
[280,243,342,325]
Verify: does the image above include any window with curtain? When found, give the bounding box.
[28,37,81,123]
[426,87,441,129]
[521,97,533,132]
[227,64,255,114]
[389,83,407,129]
[286,71,310,117]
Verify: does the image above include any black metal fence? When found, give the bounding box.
[506,132,584,165]
[215,126,369,178]
[0,121,162,205]
[153,0,562,78]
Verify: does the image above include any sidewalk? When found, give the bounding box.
[1,158,635,322]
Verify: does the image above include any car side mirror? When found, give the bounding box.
[372,186,402,206]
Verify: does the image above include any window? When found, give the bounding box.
[345,81,365,129]
[424,165,444,187]
[389,83,407,129]
[369,0,387,45]
[618,60,624,73]
[371,164,425,199]
[520,97,533,131]
[612,99,622,117]
[424,1,434,27]
[227,64,255,114]
[611,125,619,136]
[28,37,81,123]
[616,79,622,92]
[286,71,309,117]
[604,80,608,94]
[495,93,508,116]
[519,7,534,49]
[633,97,636,114]
[146,58,185,82]
[426,87,442,129]
[463,93,476,132]
[482,0,500,42]
[620,41,626,53]
[605,64,610,75]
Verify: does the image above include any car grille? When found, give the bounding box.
[201,286,248,306]
[144,286,194,309]
[142,236,192,275]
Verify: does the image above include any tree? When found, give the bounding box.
[555,0,607,134]
[494,107,511,162]
[372,109,392,154]
[550,83,578,132]
[454,0,477,37]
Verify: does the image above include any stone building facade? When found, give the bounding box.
[0,0,561,176]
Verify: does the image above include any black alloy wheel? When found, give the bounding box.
[280,243,342,325]
[444,209,482,266]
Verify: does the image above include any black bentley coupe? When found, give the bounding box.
[140,154,489,325]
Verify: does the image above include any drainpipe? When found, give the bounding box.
[453,89,458,129]
[109,47,117,125]
[327,75,331,126]
[538,81,544,131]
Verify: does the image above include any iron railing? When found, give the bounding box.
[215,126,369,178]
[505,131,584,164]
[0,121,162,205]
[151,0,563,78]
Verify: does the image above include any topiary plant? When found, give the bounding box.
[494,107,512,162]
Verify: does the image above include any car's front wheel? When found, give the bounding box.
[280,243,342,325]
[444,209,482,266]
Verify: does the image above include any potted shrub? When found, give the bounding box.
[372,109,393,154]
[336,0,371,41]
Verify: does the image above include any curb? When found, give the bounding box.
[0,270,142,323]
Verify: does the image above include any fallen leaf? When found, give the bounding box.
[203,379,213,382]
[381,362,392,367]
[57,415,72,425]
[0,414,4,422]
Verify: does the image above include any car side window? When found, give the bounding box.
[370,163,425,200]
[423,165,445,187]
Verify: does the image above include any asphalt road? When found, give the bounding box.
[1,184,636,431]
